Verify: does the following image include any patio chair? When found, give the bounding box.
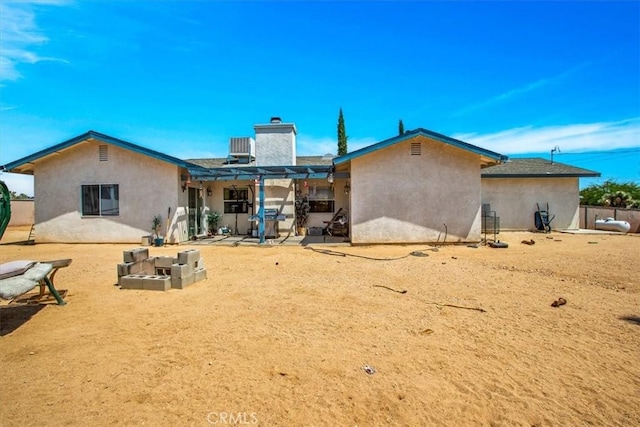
[324,209,349,237]
[0,259,71,305]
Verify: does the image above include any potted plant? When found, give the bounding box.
[295,191,310,236]
[151,214,164,246]
[207,211,222,236]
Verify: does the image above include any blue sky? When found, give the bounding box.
[1,0,638,196]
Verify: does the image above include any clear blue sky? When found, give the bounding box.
[1,0,639,196]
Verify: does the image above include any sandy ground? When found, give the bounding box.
[0,225,639,426]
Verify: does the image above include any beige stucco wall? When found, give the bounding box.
[350,135,483,244]
[8,199,35,226]
[34,140,182,243]
[200,179,295,236]
[481,177,580,230]
[199,177,351,237]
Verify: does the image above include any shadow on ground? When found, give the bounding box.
[0,304,46,336]
[619,315,640,326]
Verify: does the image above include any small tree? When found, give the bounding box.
[207,212,222,235]
[337,107,348,156]
[398,119,405,135]
[295,191,310,229]
[580,180,640,207]
[151,215,163,239]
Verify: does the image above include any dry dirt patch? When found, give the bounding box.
[1,227,639,426]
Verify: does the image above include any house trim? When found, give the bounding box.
[3,130,202,174]
[334,128,508,166]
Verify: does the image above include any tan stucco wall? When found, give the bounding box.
[481,177,580,230]
[350,135,483,244]
[200,179,295,236]
[34,140,181,243]
[8,199,34,226]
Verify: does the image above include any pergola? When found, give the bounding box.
[186,165,349,243]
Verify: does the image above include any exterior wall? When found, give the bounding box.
[297,178,350,231]
[350,135,483,244]
[481,177,580,230]
[8,199,35,226]
[200,179,295,236]
[34,140,181,243]
[263,178,295,235]
[254,123,296,166]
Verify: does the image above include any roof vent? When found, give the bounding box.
[270,117,282,123]
[99,145,108,161]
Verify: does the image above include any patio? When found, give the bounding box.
[186,233,350,246]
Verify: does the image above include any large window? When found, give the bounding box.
[308,186,334,213]
[223,187,249,214]
[82,184,119,216]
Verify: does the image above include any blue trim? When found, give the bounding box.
[482,173,601,178]
[3,130,204,171]
[187,165,348,181]
[333,128,508,165]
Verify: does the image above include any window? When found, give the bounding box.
[223,187,249,214]
[308,186,334,213]
[82,184,119,216]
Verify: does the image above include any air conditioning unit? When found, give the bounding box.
[229,137,255,158]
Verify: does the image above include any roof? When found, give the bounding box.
[333,128,508,166]
[481,157,601,178]
[3,130,202,175]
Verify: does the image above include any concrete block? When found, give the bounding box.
[118,259,156,277]
[123,248,149,263]
[155,267,171,276]
[117,263,131,278]
[130,259,155,275]
[155,256,177,268]
[194,267,207,283]
[119,274,145,290]
[171,263,193,279]
[143,275,171,291]
[177,249,200,266]
[171,273,195,289]
[195,258,206,270]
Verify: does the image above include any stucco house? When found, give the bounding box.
[481,158,600,231]
[1,118,599,244]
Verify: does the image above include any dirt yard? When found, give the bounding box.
[1,226,638,426]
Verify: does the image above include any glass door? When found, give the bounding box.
[188,187,203,238]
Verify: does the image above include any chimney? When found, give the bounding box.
[254,117,297,166]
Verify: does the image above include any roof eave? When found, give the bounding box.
[2,130,201,173]
[482,173,602,178]
[334,128,507,165]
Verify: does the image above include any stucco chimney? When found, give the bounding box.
[254,117,297,166]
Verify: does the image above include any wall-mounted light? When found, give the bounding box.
[327,172,334,184]
[344,181,351,195]
[206,186,212,197]
[181,174,191,192]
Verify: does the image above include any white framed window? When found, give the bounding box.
[308,186,334,213]
[82,184,119,216]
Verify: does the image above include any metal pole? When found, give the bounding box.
[259,177,265,244]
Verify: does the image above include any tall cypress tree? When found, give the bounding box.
[398,119,405,135]
[337,108,348,156]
